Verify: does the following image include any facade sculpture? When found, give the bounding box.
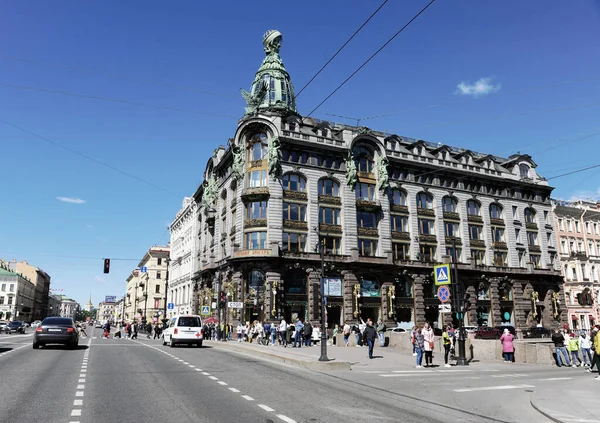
[377,155,389,192]
[201,174,218,209]
[231,144,245,181]
[345,151,358,188]
[268,137,282,178]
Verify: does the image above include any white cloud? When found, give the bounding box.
[94,275,106,284]
[56,196,86,204]
[455,77,501,97]
[567,187,600,203]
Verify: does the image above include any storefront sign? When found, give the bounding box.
[323,278,342,296]
[360,279,381,297]
[234,249,271,258]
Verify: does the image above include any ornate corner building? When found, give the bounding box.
[189,29,564,332]
[552,200,600,330]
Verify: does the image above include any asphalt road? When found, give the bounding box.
[0,328,561,423]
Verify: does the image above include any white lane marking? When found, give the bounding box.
[491,374,528,378]
[229,388,240,393]
[276,415,297,423]
[183,361,189,365]
[78,379,86,383]
[218,381,227,385]
[539,377,572,381]
[77,385,85,389]
[188,365,195,368]
[195,369,202,372]
[202,372,210,375]
[76,391,84,397]
[81,370,87,373]
[453,384,535,393]
[209,376,218,380]
[79,374,85,378]
[241,395,254,401]
[258,404,275,412]
[73,399,83,406]
[178,359,184,362]
[71,409,82,416]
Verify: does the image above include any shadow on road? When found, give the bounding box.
[40,345,89,350]
[0,347,13,353]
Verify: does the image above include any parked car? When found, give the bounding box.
[33,317,79,349]
[463,326,478,334]
[31,320,42,329]
[162,315,203,348]
[5,321,26,334]
[0,321,8,331]
[524,327,553,339]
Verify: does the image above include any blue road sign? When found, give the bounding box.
[140,266,147,273]
[167,303,174,310]
[434,264,451,285]
[437,285,450,303]
[201,306,210,316]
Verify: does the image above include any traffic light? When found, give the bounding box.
[463,293,472,312]
[103,258,111,274]
[219,291,226,309]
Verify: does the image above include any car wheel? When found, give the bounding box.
[197,341,202,348]
[169,337,175,348]
[33,342,39,349]
[162,337,167,346]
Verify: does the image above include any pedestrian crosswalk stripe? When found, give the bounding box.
[453,384,534,393]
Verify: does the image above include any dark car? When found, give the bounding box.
[524,327,552,339]
[33,317,79,349]
[5,321,26,334]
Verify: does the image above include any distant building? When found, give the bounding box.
[0,263,36,321]
[85,294,93,312]
[3,259,51,320]
[125,246,170,324]
[48,294,62,317]
[552,200,600,330]
[168,197,199,318]
[97,301,115,323]
[59,296,79,319]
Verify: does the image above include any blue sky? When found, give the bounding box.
[1,1,599,306]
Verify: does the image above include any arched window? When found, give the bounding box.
[519,163,530,178]
[246,270,265,294]
[466,200,481,216]
[524,208,536,224]
[390,189,407,206]
[442,196,458,213]
[416,192,433,209]
[318,178,340,196]
[248,133,268,162]
[490,203,503,219]
[354,145,374,173]
[282,174,306,191]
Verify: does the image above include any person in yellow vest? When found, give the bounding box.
[593,327,600,380]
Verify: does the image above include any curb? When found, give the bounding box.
[529,393,563,423]
[209,342,351,371]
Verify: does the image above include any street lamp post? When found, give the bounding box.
[163,258,171,322]
[451,238,468,366]
[143,276,149,325]
[315,226,330,362]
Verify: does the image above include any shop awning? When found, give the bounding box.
[572,315,578,321]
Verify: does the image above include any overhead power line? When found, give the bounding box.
[0,82,238,119]
[306,0,436,117]
[0,54,239,99]
[0,117,183,198]
[295,0,389,98]
[546,163,600,180]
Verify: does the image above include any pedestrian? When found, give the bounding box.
[588,326,599,373]
[270,323,277,346]
[422,323,435,367]
[293,319,304,348]
[131,321,138,339]
[363,318,378,359]
[343,322,351,347]
[146,322,152,339]
[353,323,361,347]
[376,319,386,347]
[279,318,287,347]
[332,324,339,346]
[414,328,425,368]
[77,323,88,338]
[551,327,570,367]
[500,328,515,363]
[568,332,582,367]
[304,320,313,347]
[580,331,593,368]
[442,326,452,367]
[236,323,243,342]
[593,326,600,379]
[410,326,417,356]
[153,322,161,339]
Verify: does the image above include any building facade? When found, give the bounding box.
[125,246,170,324]
[3,259,51,320]
[0,265,36,322]
[553,200,600,331]
[188,29,564,333]
[58,296,79,319]
[97,301,116,323]
[167,197,199,318]
[48,294,62,317]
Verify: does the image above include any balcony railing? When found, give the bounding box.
[390,204,409,214]
[493,241,508,250]
[490,218,505,226]
[356,199,381,212]
[318,194,341,205]
[245,218,267,229]
[319,223,343,234]
[528,245,541,252]
[445,236,462,245]
[283,220,308,231]
[417,207,435,217]
[283,190,308,201]
[241,187,270,202]
[470,239,486,248]
[443,211,460,220]
[526,222,538,230]
[357,227,379,237]
[357,171,375,180]
[417,234,437,244]
[392,231,411,241]
[467,215,483,223]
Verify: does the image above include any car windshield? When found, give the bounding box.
[178,317,201,327]
[9,322,21,326]
[42,318,73,326]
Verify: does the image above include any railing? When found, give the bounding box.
[390,204,409,214]
[318,194,342,205]
[283,190,308,201]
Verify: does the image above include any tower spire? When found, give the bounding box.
[240,29,297,116]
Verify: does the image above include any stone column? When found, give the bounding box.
[266,271,281,323]
[513,282,528,330]
[490,277,501,326]
[233,270,244,324]
[343,271,358,323]
[307,268,320,323]
[413,274,425,326]
[466,285,477,326]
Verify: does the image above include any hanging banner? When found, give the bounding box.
[360,279,381,297]
[323,278,342,296]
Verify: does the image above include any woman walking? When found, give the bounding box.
[442,326,452,367]
[422,323,435,367]
[414,328,425,368]
[500,328,515,362]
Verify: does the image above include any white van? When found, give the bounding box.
[162,315,204,348]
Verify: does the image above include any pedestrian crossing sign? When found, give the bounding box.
[434,264,451,285]
[201,306,210,316]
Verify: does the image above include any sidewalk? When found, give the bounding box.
[531,378,600,423]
